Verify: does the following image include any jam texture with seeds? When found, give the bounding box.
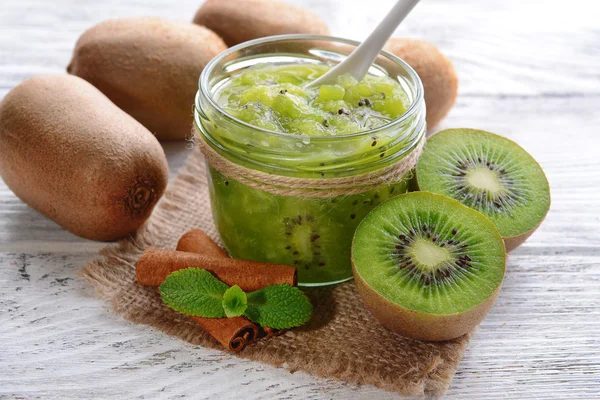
[216,64,410,136]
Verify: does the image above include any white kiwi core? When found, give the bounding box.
[409,239,450,272]
[466,167,502,192]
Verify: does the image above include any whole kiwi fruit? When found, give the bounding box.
[67,17,227,140]
[384,38,458,129]
[352,192,506,341]
[193,0,329,47]
[0,74,169,241]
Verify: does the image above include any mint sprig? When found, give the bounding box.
[159,268,312,329]
[222,285,247,317]
[245,284,313,329]
[159,268,228,318]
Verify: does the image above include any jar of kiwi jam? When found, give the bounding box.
[194,35,425,286]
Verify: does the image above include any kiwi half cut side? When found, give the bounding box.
[351,192,506,341]
[416,128,550,252]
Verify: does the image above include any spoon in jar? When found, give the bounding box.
[305,0,420,89]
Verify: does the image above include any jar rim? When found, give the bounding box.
[198,34,425,141]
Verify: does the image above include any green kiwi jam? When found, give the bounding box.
[195,36,426,286]
[216,64,410,135]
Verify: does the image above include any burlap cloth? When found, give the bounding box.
[82,148,470,397]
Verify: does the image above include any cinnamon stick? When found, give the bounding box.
[177,230,258,351]
[136,248,297,292]
[177,230,286,342]
[192,316,258,352]
[177,229,228,258]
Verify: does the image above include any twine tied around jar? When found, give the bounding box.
[193,125,426,198]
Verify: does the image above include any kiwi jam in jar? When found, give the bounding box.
[194,35,425,286]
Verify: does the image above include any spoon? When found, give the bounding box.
[305,0,420,89]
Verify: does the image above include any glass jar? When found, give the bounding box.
[194,35,425,286]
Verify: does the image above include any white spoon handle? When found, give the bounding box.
[306,0,420,88]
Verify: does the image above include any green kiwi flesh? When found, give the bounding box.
[416,128,550,251]
[351,192,506,341]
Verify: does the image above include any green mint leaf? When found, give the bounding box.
[159,268,228,318]
[222,285,248,317]
[244,284,312,329]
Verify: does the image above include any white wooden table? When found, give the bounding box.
[1,0,599,398]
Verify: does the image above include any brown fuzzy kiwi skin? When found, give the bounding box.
[0,75,169,241]
[193,0,329,47]
[67,17,227,141]
[352,261,503,341]
[384,38,458,130]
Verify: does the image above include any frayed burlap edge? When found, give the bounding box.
[82,148,470,397]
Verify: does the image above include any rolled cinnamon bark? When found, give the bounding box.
[177,230,259,350]
[177,229,228,258]
[177,230,286,343]
[136,248,297,291]
[192,316,258,352]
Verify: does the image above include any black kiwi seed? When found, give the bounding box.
[350,214,356,220]
[452,228,458,235]
[225,180,229,186]
[318,261,326,266]
[311,234,320,242]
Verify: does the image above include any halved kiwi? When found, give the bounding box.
[416,128,550,252]
[351,192,506,341]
